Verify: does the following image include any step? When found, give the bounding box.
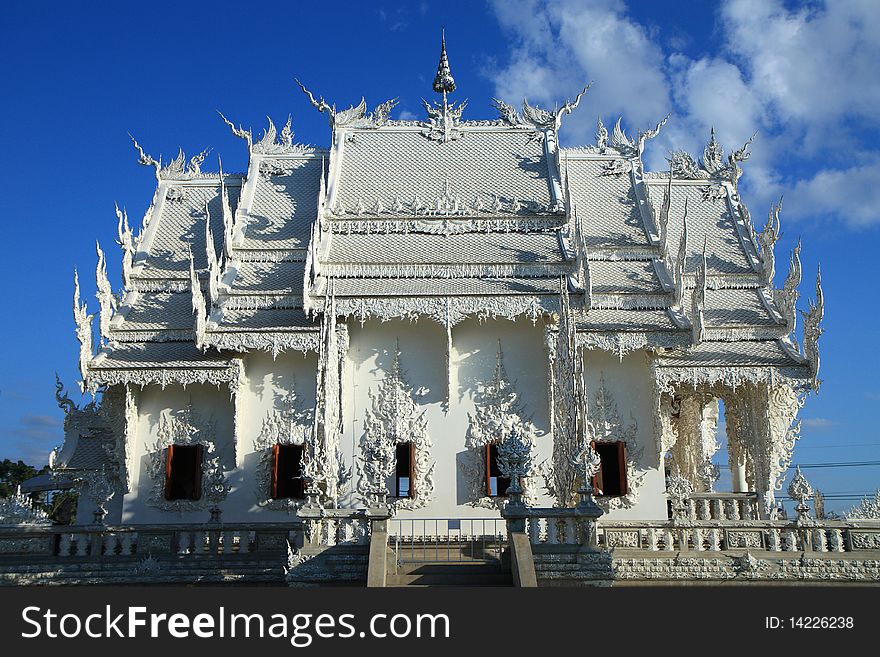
[389,562,513,587]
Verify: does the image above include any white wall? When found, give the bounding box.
[122,383,235,524]
[116,328,667,524]
[582,350,667,520]
[341,316,553,518]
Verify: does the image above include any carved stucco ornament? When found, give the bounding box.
[219,112,316,156]
[146,403,231,513]
[130,135,209,181]
[787,465,814,526]
[544,281,588,508]
[589,373,645,511]
[252,388,314,512]
[668,127,756,195]
[463,342,541,509]
[356,345,433,511]
[665,468,694,520]
[0,487,51,526]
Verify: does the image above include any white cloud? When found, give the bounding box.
[721,0,880,130]
[487,0,880,227]
[801,418,837,430]
[489,0,670,144]
[786,158,880,229]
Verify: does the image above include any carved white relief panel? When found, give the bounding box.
[146,403,231,513]
[463,344,540,509]
[356,345,434,511]
[589,373,645,511]
[252,388,315,512]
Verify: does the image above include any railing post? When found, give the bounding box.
[501,500,537,588]
[647,527,659,551]
[707,528,721,552]
[693,528,704,551]
[176,530,191,555]
[546,518,559,545]
[527,517,540,544]
[663,528,675,551]
[829,528,844,553]
[767,528,781,552]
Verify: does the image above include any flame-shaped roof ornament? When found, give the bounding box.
[422,29,466,143]
[432,29,456,97]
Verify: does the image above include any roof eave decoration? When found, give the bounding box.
[95,241,116,345]
[189,249,207,351]
[323,294,560,329]
[757,198,782,287]
[665,194,688,310]
[73,269,94,392]
[295,79,400,135]
[691,237,707,346]
[493,83,591,135]
[571,207,592,305]
[774,239,802,344]
[87,359,245,394]
[800,266,824,392]
[595,112,670,159]
[218,112,317,159]
[668,127,757,196]
[115,204,137,291]
[129,135,210,181]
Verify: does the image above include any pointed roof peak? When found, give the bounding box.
[432,28,456,95]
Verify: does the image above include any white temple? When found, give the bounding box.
[6,37,875,586]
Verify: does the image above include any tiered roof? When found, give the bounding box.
[76,38,822,394]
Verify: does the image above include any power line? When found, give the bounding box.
[715,460,880,469]
[791,461,880,469]
[795,443,880,449]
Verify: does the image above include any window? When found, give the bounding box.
[485,443,511,497]
[593,441,628,497]
[272,444,305,499]
[164,444,203,501]
[395,442,415,498]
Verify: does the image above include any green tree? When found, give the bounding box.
[0,459,48,498]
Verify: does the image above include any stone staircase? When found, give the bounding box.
[386,542,513,587]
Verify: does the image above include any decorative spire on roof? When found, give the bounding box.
[189,248,207,351]
[519,84,591,133]
[128,135,210,181]
[596,116,609,153]
[605,112,670,158]
[433,29,456,96]
[673,198,689,310]
[296,80,398,133]
[204,202,223,306]
[422,30,467,143]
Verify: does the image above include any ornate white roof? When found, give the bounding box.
[71,40,822,390]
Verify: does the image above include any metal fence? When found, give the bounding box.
[390,518,506,564]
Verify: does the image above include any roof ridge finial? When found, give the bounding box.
[432,28,456,99]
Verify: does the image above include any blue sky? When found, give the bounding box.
[1,1,877,513]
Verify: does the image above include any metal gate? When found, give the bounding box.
[390,518,506,564]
